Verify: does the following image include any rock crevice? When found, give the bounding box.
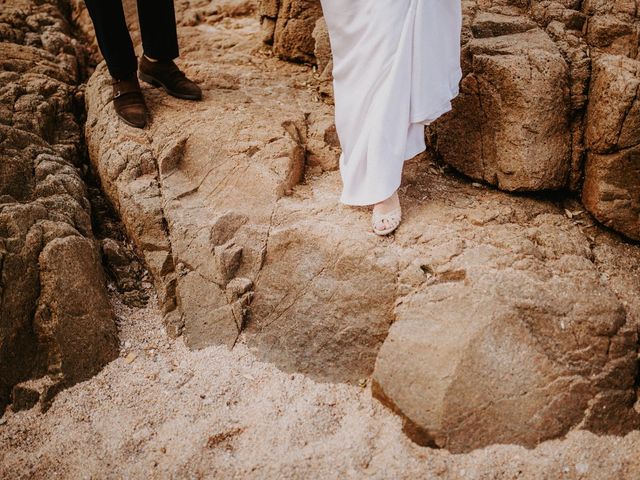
[0,0,119,415]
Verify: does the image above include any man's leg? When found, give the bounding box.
[83,0,137,79]
[84,0,148,128]
[137,0,179,61]
[136,0,202,101]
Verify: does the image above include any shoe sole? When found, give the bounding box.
[373,225,400,236]
[139,72,202,101]
[117,114,147,129]
[114,107,147,128]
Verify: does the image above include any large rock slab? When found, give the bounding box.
[373,193,639,452]
[0,0,118,414]
[582,54,640,240]
[248,198,397,382]
[85,2,640,451]
[84,9,390,380]
[435,28,571,191]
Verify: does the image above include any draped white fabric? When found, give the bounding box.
[320,0,462,206]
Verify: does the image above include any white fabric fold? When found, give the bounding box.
[320,0,462,206]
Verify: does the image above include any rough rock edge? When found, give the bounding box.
[0,0,119,415]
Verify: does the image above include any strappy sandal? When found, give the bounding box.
[372,206,402,236]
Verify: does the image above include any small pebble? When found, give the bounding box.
[576,463,589,474]
[124,352,138,364]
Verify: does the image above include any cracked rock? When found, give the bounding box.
[0,0,118,415]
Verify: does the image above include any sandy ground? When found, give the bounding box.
[1,291,640,479]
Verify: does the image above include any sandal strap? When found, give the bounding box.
[372,207,402,225]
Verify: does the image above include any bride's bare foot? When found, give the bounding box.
[372,191,402,236]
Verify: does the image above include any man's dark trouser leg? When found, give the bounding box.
[83,0,138,80]
[137,0,180,62]
[83,0,179,79]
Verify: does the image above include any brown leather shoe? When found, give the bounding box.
[112,76,148,128]
[138,56,202,101]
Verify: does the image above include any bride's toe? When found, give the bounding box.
[372,209,402,236]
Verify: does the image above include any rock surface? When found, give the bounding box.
[0,0,118,414]
[84,0,640,452]
[373,168,640,452]
[436,28,572,191]
[83,2,361,378]
[259,0,324,63]
[582,54,640,240]
[259,0,640,240]
[4,297,640,479]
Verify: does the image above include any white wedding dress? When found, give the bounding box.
[320,0,462,206]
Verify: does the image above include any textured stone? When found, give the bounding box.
[248,212,396,382]
[83,104,180,333]
[471,12,537,38]
[83,0,640,452]
[312,17,331,76]
[259,0,323,63]
[83,7,344,357]
[586,55,640,154]
[436,29,571,191]
[35,236,118,383]
[10,377,59,412]
[0,0,118,415]
[583,146,640,240]
[582,54,640,240]
[373,209,639,453]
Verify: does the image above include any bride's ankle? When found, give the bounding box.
[374,191,400,209]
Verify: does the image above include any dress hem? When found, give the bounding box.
[410,88,459,125]
[339,92,458,207]
[339,144,427,207]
